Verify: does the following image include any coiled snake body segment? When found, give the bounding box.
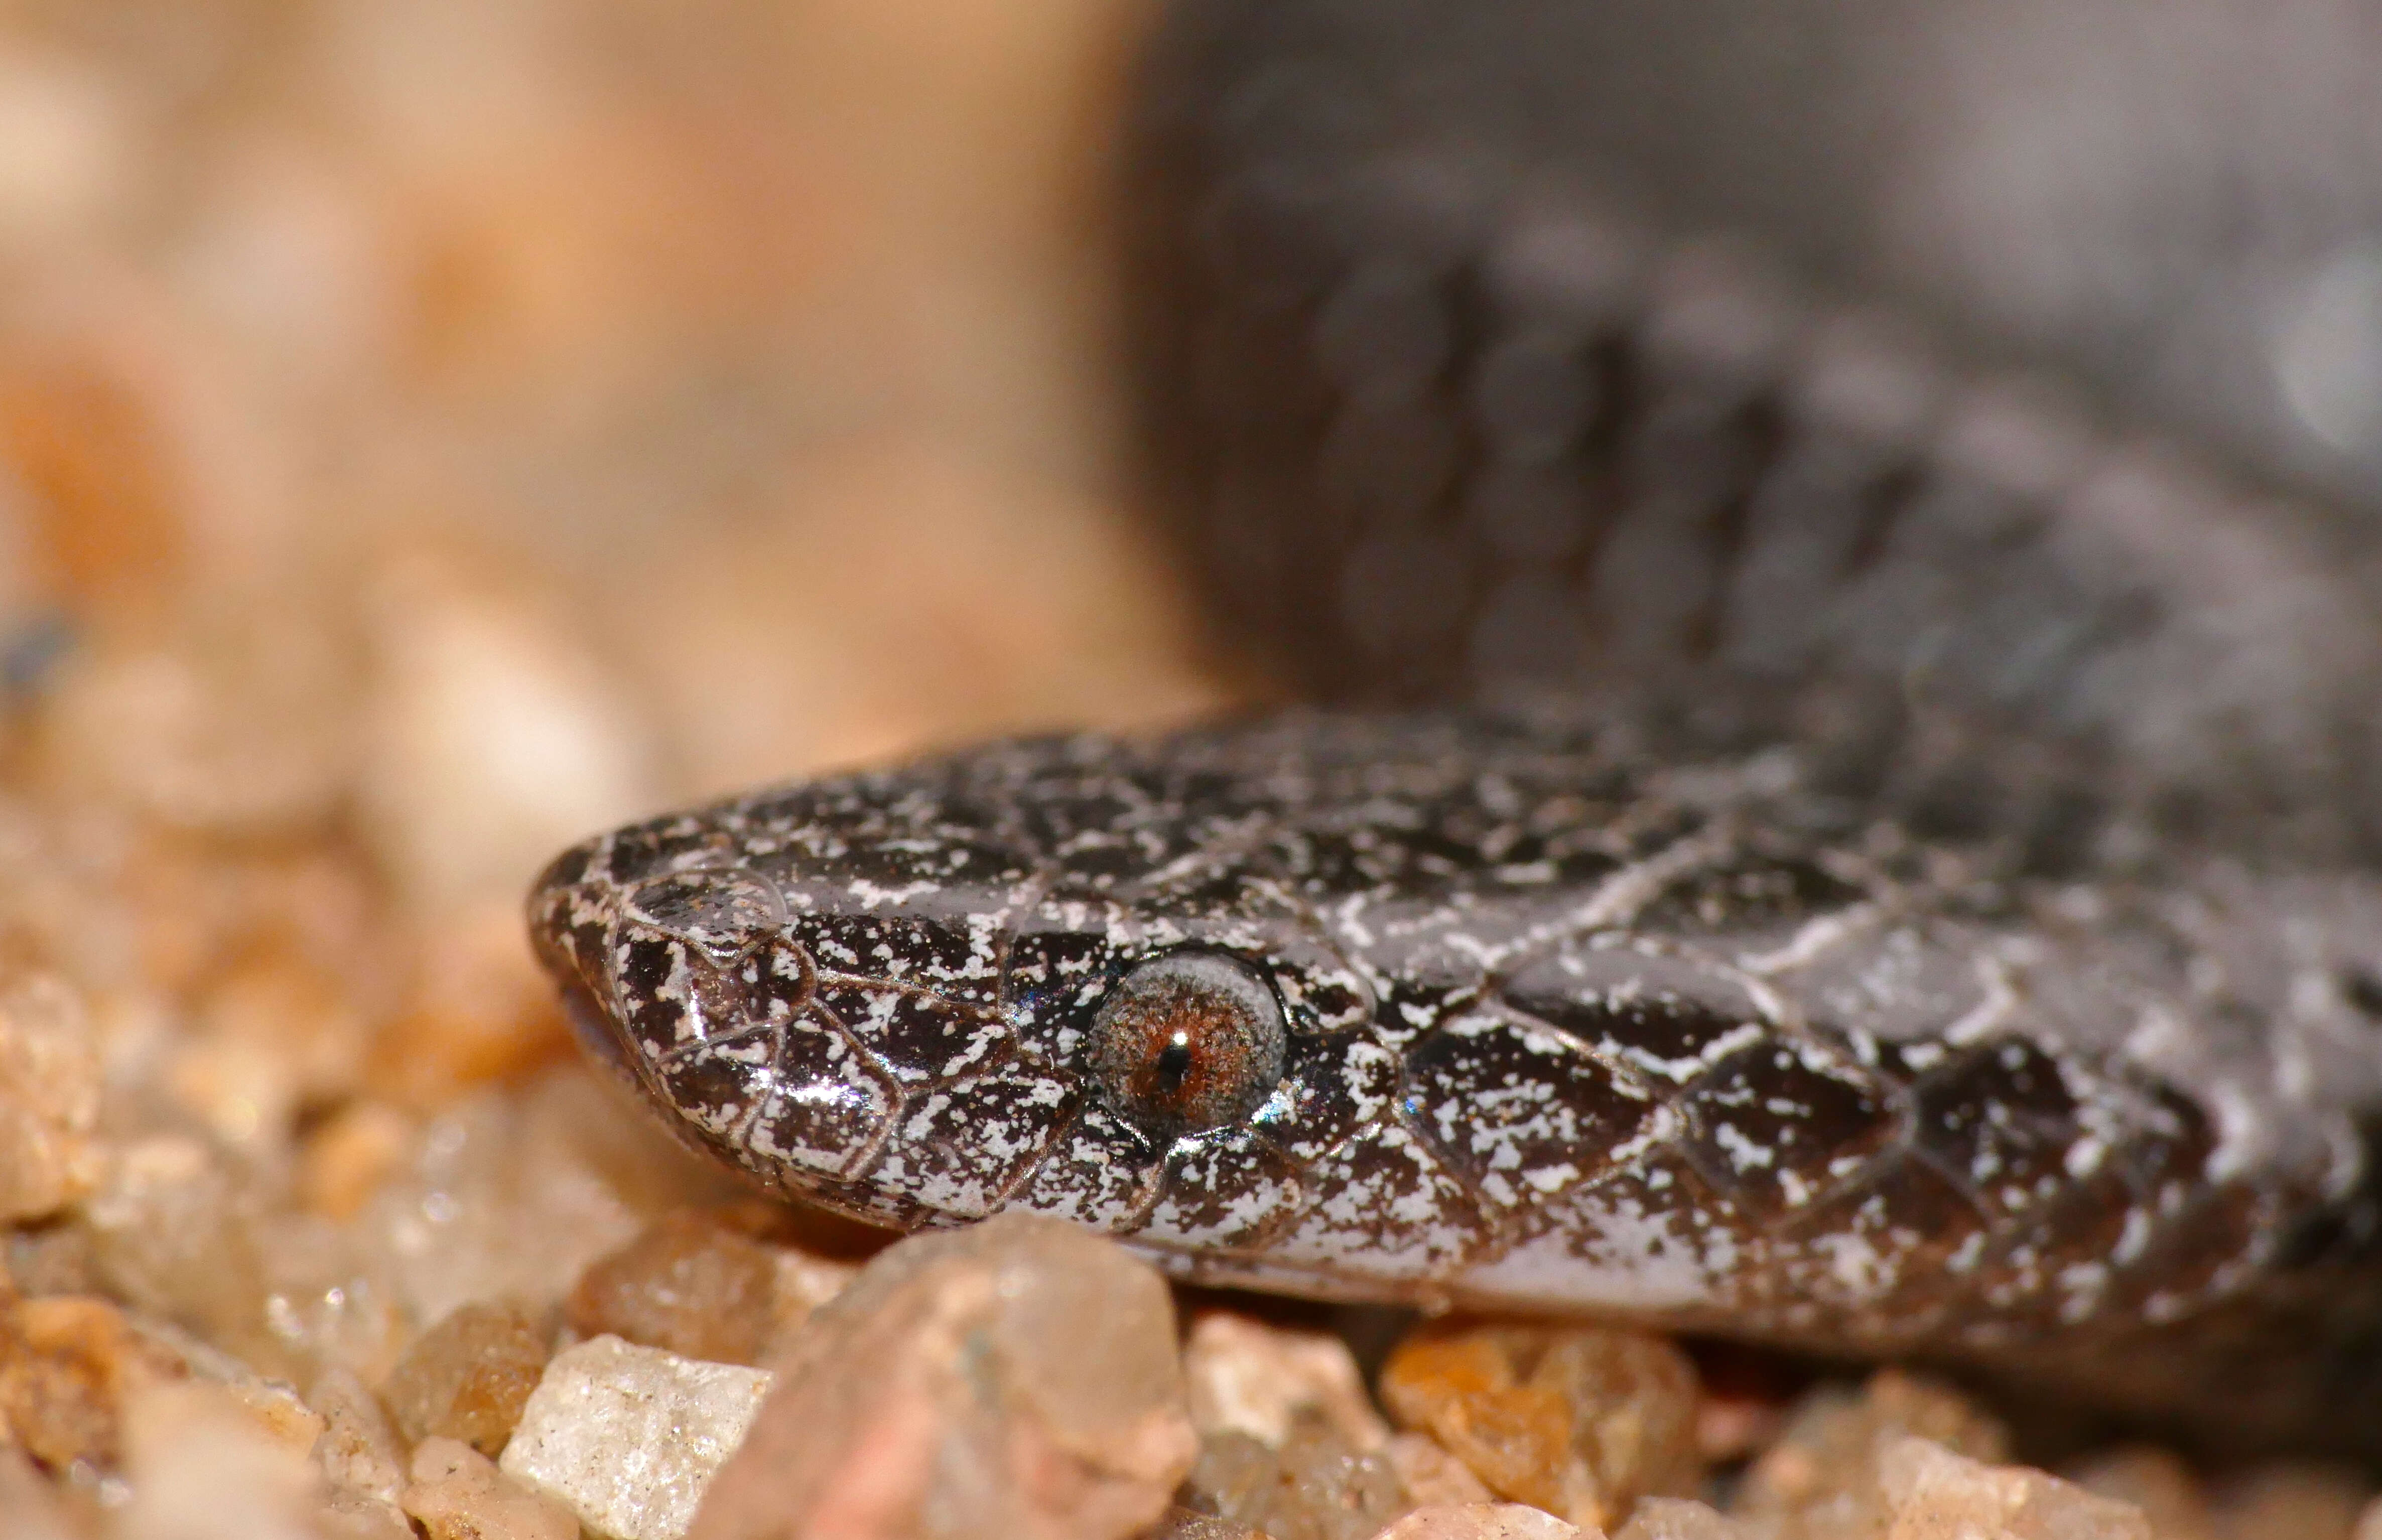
[532,0,2382,1450]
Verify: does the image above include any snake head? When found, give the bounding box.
[525,728,1414,1252]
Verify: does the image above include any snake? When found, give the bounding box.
[531,0,2382,1453]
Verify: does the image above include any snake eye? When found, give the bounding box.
[1090,951,1286,1140]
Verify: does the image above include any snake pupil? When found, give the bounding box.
[1089,951,1288,1140]
[1155,1034,1195,1093]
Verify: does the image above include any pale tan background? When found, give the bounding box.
[0,0,1224,834]
[0,0,1237,1208]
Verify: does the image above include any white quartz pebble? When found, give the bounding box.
[1370,1504,1590,1540]
[497,1334,773,1540]
[1613,1497,1747,1539]
[1878,1435,2154,1540]
[1184,1309,1393,1451]
[404,1438,576,1540]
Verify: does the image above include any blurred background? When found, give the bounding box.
[0,0,1229,799]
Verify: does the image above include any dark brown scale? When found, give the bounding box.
[1400,1008,1663,1211]
[1904,1039,2085,1221]
[1767,1154,1991,1341]
[1671,1036,1904,1221]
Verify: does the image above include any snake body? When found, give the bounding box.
[532,0,2382,1450]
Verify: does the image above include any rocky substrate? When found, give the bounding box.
[11,1145,2382,1540]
